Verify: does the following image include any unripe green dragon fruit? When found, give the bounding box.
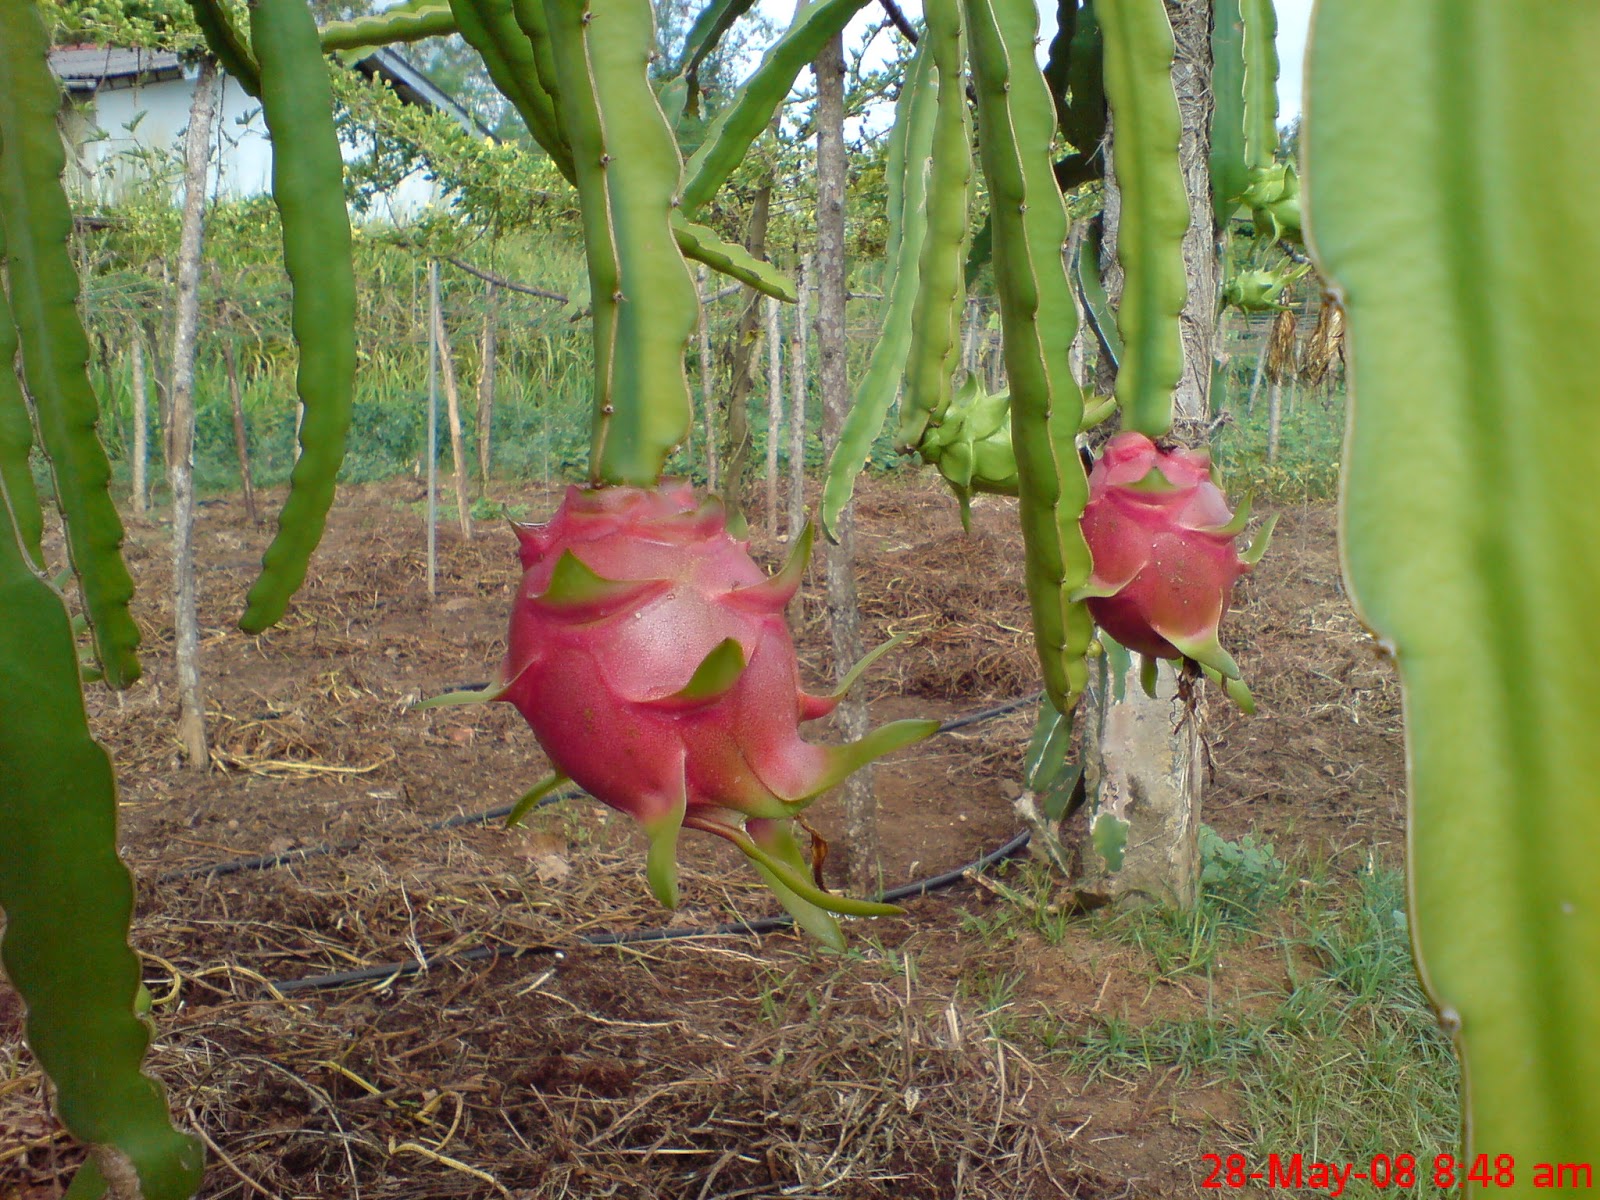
[1075,432,1274,707]
[915,377,1020,529]
[1223,265,1301,313]
[427,484,936,948]
[1242,160,1302,243]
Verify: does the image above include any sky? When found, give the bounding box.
[1275,0,1312,121]
[755,0,1315,123]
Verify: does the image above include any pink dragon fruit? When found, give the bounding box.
[1075,432,1273,697]
[429,483,936,948]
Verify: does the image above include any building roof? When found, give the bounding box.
[48,43,481,137]
[352,47,482,137]
[50,44,184,92]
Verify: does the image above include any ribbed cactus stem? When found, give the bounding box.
[894,0,973,451]
[1097,0,1189,437]
[961,0,1092,712]
[542,0,697,487]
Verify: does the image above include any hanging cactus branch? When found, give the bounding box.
[1239,0,1300,242]
[1049,0,1107,191]
[319,2,458,53]
[894,0,974,453]
[820,41,938,539]
[961,0,1092,712]
[1209,0,1248,224]
[0,222,45,570]
[678,0,871,216]
[0,523,205,1200]
[237,0,358,633]
[541,0,698,487]
[188,0,261,95]
[1096,0,1188,438]
[1240,0,1278,173]
[0,0,142,687]
[450,0,574,182]
[1307,0,1600,1162]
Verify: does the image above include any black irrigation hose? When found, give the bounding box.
[155,691,1046,995]
[156,791,586,882]
[158,692,1044,884]
[271,829,1035,995]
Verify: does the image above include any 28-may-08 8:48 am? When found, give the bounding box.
[1201,1152,1595,1194]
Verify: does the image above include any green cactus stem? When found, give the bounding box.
[0,532,206,1200]
[1209,0,1247,224]
[542,0,698,487]
[1096,0,1189,438]
[0,0,142,686]
[0,223,44,568]
[961,0,1092,712]
[1072,218,1123,374]
[450,0,573,182]
[187,0,261,96]
[670,213,797,303]
[238,0,358,634]
[1240,0,1278,173]
[320,2,457,52]
[820,41,937,539]
[1047,0,1106,191]
[1307,0,1600,1167]
[894,0,973,452]
[678,0,870,217]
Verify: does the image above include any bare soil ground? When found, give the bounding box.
[1,469,1407,1198]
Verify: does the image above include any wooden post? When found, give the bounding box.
[1246,321,1269,414]
[1267,379,1283,463]
[427,260,439,600]
[431,286,472,539]
[130,337,148,515]
[815,32,879,894]
[476,280,497,496]
[787,256,809,539]
[223,341,257,522]
[696,264,719,490]
[167,57,221,771]
[765,293,782,538]
[1075,0,1218,910]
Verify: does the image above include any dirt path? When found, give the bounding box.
[2,471,1411,1198]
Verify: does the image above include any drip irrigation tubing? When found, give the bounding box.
[152,691,1046,995]
[158,691,1043,884]
[268,829,1033,994]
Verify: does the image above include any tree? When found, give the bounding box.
[814,30,882,893]
[166,55,221,771]
[1076,0,1218,909]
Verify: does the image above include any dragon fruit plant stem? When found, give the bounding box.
[1309,0,1600,1164]
[541,0,697,488]
[819,41,936,538]
[961,0,1094,714]
[1096,0,1190,440]
[892,0,972,455]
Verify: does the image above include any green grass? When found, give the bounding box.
[970,831,1458,1187]
[1213,359,1347,503]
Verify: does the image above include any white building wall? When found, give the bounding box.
[65,63,442,221]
